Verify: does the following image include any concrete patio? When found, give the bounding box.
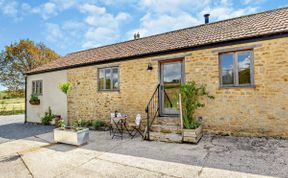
[0,115,287,178]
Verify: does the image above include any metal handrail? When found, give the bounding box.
[144,84,160,140]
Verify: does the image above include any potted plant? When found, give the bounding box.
[41,107,55,125]
[54,119,89,146]
[179,81,214,143]
[29,95,40,105]
[58,82,72,125]
[54,115,62,127]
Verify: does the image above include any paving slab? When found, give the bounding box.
[0,153,32,178]
[58,158,170,178]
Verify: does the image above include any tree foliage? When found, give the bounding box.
[0,39,60,92]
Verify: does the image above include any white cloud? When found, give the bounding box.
[39,2,58,19]
[242,0,266,5]
[45,23,64,43]
[79,3,106,14]
[0,0,18,18]
[82,27,118,48]
[201,6,257,21]
[128,0,260,39]
[128,12,201,38]
[50,0,78,10]
[115,12,130,21]
[2,0,266,54]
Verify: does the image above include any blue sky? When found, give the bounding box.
[0,0,287,91]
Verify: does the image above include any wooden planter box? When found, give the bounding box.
[29,100,40,105]
[183,125,203,144]
[54,128,89,146]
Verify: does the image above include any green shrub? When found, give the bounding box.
[58,82,72,94]
[180,81,214,129]
[72,119,92,130]
[92,120,106,130]
[41,107,55,125]
[59,119,65,129]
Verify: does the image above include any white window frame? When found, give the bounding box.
[98,66,119,91]
[32,80,43,95]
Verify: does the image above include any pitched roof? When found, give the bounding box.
[27,7,288,74]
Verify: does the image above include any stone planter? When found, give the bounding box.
[183,125,203,144]
[54,127,89,146]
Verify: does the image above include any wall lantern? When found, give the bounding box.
[147,63,153,71]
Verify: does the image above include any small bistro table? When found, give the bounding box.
[111,114,132,139]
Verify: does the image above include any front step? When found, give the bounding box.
[149,116,182,143]
[150,132,182,143]
[150,125,182,134]
[154,116,181,126]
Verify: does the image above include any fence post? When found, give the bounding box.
[179,93,183,139]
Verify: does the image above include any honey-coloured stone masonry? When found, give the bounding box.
[67,37,288,138]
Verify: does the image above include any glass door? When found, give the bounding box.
[160,61,183,115]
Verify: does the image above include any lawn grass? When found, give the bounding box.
[0,98,25,115]
[0,91,8,99]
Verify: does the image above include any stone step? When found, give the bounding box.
[149,132,182,143]
[150,125,182,134]
[154,116,181,126]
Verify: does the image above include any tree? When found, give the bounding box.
[0,39,60,93]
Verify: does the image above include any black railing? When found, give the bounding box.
[144,84,160,140]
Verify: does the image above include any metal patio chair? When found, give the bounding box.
[129,114,143,139]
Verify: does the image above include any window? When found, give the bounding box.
[32,80,43,95]
[219,50,254,87]
[98,67,119,91]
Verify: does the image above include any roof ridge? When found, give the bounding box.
[66,6,288,56]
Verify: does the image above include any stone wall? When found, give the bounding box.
[67,37,288,138]
[67,59,159,123]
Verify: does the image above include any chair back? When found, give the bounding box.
[110,113,116,124]
[135,114,141,126]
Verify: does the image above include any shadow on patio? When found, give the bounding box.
[45,131,288,178]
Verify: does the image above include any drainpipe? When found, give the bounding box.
[24,76,27,123]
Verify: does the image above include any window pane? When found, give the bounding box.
[238,51,252,85]
[220,53,234,85]
[105,69,111,90]
[36,81,40,95]
[112,68,119,89]
[38,81,42,95]
[99,69,105,90]
[32,81,35,94]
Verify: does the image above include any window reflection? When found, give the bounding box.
[220,53,234,85]
[238,51,251,84]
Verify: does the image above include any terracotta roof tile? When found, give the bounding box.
[27,7,288,74]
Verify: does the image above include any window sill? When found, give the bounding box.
[219,85,256,89]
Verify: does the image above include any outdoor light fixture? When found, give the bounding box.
[147,63,153,71]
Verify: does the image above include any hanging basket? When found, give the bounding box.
[29,99,40,105]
